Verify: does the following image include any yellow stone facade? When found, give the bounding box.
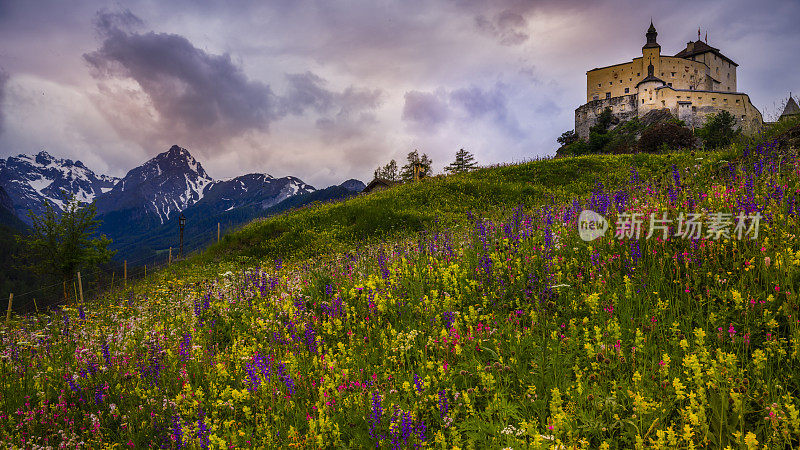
[575,22,762,139]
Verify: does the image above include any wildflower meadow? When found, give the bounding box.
[2,125,800,448]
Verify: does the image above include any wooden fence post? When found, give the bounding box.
[169,247,172,264]
[33,298,38,314]
[6,293,12,324]
[218,222,221,243]
[77,272,84,305]
[144,265,147,278]
[111,272,115,293]
[63,281,67,302]
[124,261,127,288]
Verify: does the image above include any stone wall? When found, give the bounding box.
[575,94,639,139]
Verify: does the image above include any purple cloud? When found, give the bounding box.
[402,91,450,133]
[84,11,280,142]
[475,10,529,46]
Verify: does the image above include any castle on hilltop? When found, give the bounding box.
[575,22,763,139]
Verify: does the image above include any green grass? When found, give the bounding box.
[205,149,732,266]
[2,120,799,448]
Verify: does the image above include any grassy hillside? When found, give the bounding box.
[2,121,799,448]
[207,149,730,265]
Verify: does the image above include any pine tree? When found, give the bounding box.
[373,159,399,181]
[400,150,432,182]
[444,148,478,174]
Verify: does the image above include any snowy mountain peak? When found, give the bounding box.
[0,151,119,223]
[95,145,214,225]
[34,150,55,165]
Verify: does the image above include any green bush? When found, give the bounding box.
[696,110,740,148]
[638,122,695,153]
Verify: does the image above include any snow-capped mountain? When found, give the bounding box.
[93,145,323,250]
[95,145,214,225]
[1,145,361,259]
[197,173,315,216]
[0,151,119,223]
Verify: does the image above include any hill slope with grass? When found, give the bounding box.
[2,120,800,448]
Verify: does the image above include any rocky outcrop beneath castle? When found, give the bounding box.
[639,108,675,127]
[575,94,638,139]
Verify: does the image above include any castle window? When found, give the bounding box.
[671,72,676,77]
[624,87,630,94]
[609,82,613,85]
[735,99,740,104]
[606,92,611,99]
[637,72,640,76]
[598,83,601,87]
[642,99,645,104]
[724,98,728,102]
[662,100,666,106]
[712,97,716,101]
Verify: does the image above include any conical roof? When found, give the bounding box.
[781,95,800,118]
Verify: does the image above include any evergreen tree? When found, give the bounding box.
[373,159,399,181]
[444,148,478,174]
[17,195,114,291]
[399,150,432,181]
[696,110,740,149]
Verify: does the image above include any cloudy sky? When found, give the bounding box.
[1,0,798,187]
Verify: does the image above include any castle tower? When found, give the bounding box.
[642,20,661,80]
[636,59,666,113]
[780,93,800,121]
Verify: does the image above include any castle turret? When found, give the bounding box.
[642,20,661,81]
[636,59,666,114]
[780,93,800,122]
[644,20,659,48]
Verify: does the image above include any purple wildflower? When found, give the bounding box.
[197,409,210,449]
[172,415,183,449]
[369,390,383,443]
[442,311,455,330]
[179,332,192,362]
[438,389,449,419]
[101,342,111,366]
